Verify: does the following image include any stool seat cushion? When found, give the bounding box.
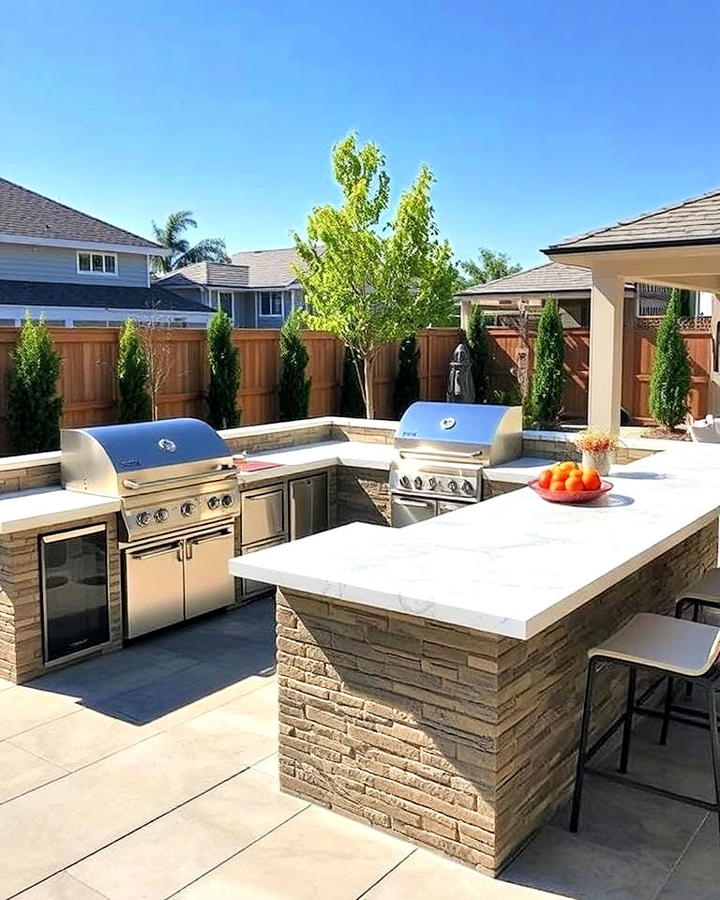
[589,613,720,676]
[681,568,720,602]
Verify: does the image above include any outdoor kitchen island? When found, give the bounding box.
[230,441,720,876]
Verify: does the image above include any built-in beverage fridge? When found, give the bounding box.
[40,523,110,664]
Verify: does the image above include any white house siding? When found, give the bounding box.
[0,304,211,328]
[0,244,149,287]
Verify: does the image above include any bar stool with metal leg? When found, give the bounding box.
[570,613,720,840]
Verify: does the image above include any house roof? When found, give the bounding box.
[229,247,303,288]
[154,262,250,289]
[457,263,593,297]
[0,178,164,252]
[0,280,211,313]
[545,187,720,254]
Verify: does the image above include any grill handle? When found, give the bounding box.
[397,449,486,461]
[122,466,235,491]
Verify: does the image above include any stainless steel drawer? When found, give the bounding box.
[241,535,288,597]
[241,484,286,546]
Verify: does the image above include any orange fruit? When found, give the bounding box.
[557,460,578,472]
[549,479,567,492]
[581,468,601,491]
[551,467,570,482]
[538,469,553,489]
[566,474,584,492]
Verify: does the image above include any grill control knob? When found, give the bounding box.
[413,476,423,490]
[461,480,474,496]
[221,493,235,508]
[154,507,169,523]
[399,474,411,489]
[207,495,221,510]
[448,479,458,493]
[180,501,196,517]
[428,476,437,490]
[136,511,151,527]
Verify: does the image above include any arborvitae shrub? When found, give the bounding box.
[466,306,491,402]
[393,335,420,418]
[278,311,311,421]
[528,297,565,426]
[206,308,241,429]
[117,319,151,423]
[649,289,692,430]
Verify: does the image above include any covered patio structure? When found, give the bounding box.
[544,188,720,432]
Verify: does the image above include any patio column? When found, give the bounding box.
[589,271,624,432]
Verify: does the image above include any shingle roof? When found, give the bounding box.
[457,263,593,297]
[545,187,720,253]
[229,247,303,288]
[0,280,211,313]
[0,178,163,250]
[154,262,249,289]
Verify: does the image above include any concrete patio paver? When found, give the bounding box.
[14,872,108,899]
[69,769,307,900]
[0,741,66,803]
[173,803,415,900]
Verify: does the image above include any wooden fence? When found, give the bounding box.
[487,324,712,424]
[0,321,711,454]
[0,326,463,453]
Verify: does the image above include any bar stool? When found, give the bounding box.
[570,613,720,839]
[671,568,720,716]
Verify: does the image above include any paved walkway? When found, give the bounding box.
[0,599,717,899]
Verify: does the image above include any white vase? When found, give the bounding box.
[581,450,612,476]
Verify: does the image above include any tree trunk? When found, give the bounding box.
[363,353,376,419]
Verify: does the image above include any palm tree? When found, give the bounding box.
[151,210,229,274]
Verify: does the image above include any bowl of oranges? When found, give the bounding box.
[529,461,612,503]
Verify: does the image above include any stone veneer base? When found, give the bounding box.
[276,520,718,876]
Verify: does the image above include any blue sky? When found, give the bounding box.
[1,0,718,269]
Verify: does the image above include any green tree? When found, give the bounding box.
[117,319,151,423]
[393,335,420,419]
[649,289,692,430]
[466,306,491,402]
[278,311,311,421]
[459,248,521,287]
[340,346,365,417]
[7,314,63,453]
[152,210,228,274]
[206,308,241,429]
[529,298,565,426]
[293,133,456,418]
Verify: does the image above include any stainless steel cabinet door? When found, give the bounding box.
[241,535,288,598]
[290,473,328,540]
[124,540,185,638]
[241,485,286,545]
[184,526,235,619]
[391,495,437,527]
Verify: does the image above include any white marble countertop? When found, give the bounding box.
[0,488,120,534]
[237,440,393,482]
[230,441,720,640]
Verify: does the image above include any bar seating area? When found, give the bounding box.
[571,572,720,841]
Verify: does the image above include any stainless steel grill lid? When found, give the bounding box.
[66,418,230,472]
[394,402,522,461]
[60,417,235,498]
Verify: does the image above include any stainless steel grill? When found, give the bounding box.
[389,402,522,526]
[61,417,239,542]
[61,418,240,638]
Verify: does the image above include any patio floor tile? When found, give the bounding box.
[13,872,108,899]
[501,825,669,900]
[69,769,307,900]
[173,803,414,900]
[364,848,563,898]
[0,731,248,899]
[655,814,720,898]
[0,685,79,740]
[8,707,158,771]
[0,741,66,803]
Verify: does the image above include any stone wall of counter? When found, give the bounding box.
[0,513,122,683]
[275,519,718,876]
[335,467,391,527]
[521,437,657,465]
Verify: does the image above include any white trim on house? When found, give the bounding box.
[76,251,118,276]
[0,233,171,256]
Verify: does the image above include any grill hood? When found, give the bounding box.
[394,402,522,464]
[61,418,235,497]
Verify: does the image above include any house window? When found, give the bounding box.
[259,291,283,317]
[217,291,234,318]
[77,252,117,276]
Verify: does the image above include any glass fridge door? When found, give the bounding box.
[41,523,110,663]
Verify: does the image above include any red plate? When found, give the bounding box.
[528,479,613,504]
